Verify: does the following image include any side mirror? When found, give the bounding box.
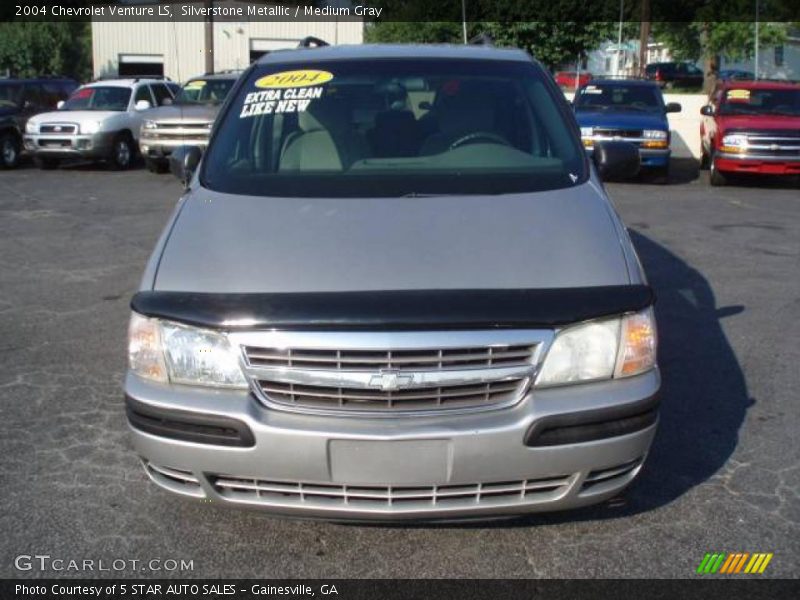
[170,145,202,187]
[700,105,714,116]
[593,141,640,181]
[665,102,682,113]
[135,99,151,111]
[56,100,65,109]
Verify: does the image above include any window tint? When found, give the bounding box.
[134,85,153,106]
[42,83,70,107]
[22,84,45,108]
[175,79,235,105]
[61,86,132,111]
[151,83,173,106]
[575,84,663,112]
[202,59,585,198]
[719,88,800,116]
[0,83,22,107]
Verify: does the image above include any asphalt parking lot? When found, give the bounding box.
[1,160,798,578]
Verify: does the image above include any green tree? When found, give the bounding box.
[652,21,788,91]
[365,21,639,70]
[0,22,92,81]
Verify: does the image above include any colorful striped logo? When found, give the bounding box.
[696,552,773,574]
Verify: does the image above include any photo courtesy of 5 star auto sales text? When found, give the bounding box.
[1,0,799,598]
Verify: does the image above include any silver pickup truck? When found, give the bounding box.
[127,43,657,521]
[139,72,238,173]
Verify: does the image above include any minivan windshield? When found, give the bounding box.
[61,86,131,111]
[202,59,586,197]
[175,79,235,105]
[574,84,663,112]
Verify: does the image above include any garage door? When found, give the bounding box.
[118,54,164,77]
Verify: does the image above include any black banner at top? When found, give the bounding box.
[3,0,800,22]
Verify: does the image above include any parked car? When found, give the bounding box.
[23,77,177,170]
[574,79,681,179]
[645,62,703,89]
[718,69,755,81]
[127,43,657,521]
[554,70,592,90]
[140,71,239,173]
[700,80,800,185]
[0,77,77,168]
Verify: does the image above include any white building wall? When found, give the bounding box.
[93,10,363,82]
[92,20,205,80]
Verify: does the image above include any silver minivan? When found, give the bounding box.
[126,43,658,521]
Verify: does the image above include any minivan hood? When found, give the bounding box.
[147,103,219,123]
[153,183,630,293]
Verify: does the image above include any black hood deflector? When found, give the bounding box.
[131,286,654,330]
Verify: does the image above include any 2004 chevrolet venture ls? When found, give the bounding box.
[126,42,658,521]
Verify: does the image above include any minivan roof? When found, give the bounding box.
[256,43,532,65]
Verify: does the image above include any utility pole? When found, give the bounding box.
[461,0,468,44]
[204,0,214,74]
[615,0,624,76]
[638,0,651,78]
[754,0,760,79]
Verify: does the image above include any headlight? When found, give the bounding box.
[25,120,38,134]
[81,121,101,134]
[642,130,668,140]
[128,313,247,389]
[720,134,748,153]
[535,307,656,387]
[142,120,158,130]
[580,127,593,137]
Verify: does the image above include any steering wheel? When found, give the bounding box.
[449,132,511,151]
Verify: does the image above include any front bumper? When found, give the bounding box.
[126,368,660,521]
[585,145,670,168]
[139,134,209,161]
[24,131,115,159]
[715,152,800,176]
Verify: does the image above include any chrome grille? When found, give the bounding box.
[209,474,572,509]
[258,379,524,410]
[245,344,535,370]
[737,130,800,157]
[593,128,643,139]
[40,123,77,134]
[231,330,549,416]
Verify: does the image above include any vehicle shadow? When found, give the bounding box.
[420,230,751,529]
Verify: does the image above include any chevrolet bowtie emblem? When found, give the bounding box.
[368,369,414,391]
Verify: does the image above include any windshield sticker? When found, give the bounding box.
[239,87,324,118]
[184,80,206,89]
[254,69,334,89]
[727,89,751,101]
[240,70,333,118]
[582,86,602,94]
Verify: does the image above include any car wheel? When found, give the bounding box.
[0,131,21,168]
[709,158,727,186]
[146,157,169,174]
[35,156,59,170]
[109,133,134,170]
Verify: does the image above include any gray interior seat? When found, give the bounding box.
[279,101,367,171]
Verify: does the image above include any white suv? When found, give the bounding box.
[24,77,178,170]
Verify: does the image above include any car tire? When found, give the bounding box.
[709,158,727,186]
[109,133,135,170]
[35,156,59,170]
[0,131,21,169]
[146,158,169,174]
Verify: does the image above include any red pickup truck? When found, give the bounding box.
[700,80,800,186]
